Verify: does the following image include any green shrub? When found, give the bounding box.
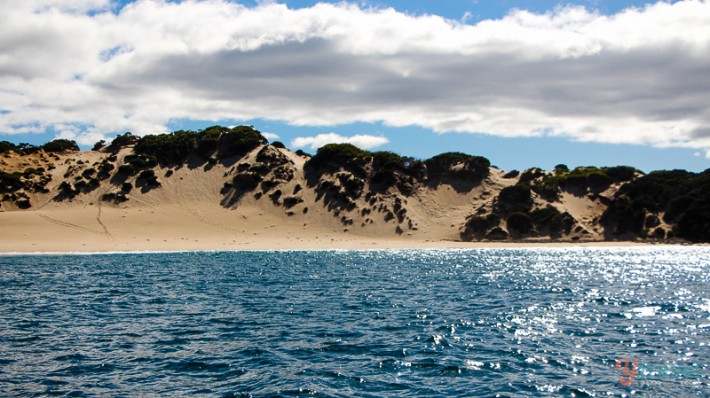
[0,171,23,193]
[425,152,473,171]
[664,195,693,223]
[75,178,100,192]
[651,227,666,239]
[102,191,128,203]
[497,184,533,213]
[232,172,262,191]
[98,161,115,179]
[22,168,42,177]
[0,141,17,154]
[519,168,545,185]
[282,196,303,208]
[530,205,562,226]
[137,169,160,188]
[218,126,267,158]
[531,165,638,200]
[338,174,365,199]
[16,198,31,209]
[116,164,137,176]
[676,200,710,242]
[58,181,77,196]
[503,170,520,179]
[138,169,156,181]
[256,146,288,164]
[16,143,40,154]
[554,164,569,174]
[309,143,369,165]
[602,195,646,236]
[562,173,588,187]
[617,170,692,213]
[532,179,561,201]
[425,152,490,181]
[605,166,639,182]
[507,212,533,235]
[519,167,560,200]
[121,182,133,193]
[134,130,197,164]
[81,168,96,178]
[43,139,79,153]
[370,169,395,188]
[124,154,157,169]
[602,169,707,242]
[555,166,636,189]
[528,206,576,237]
[107,132,138,152]
[269,189,282,203]
[461,214,500,240]
[271,141,286,149]
[373,151,406,171]
[549,212,576,236]
[92,140,106,151]
[305,143,370,174]
[194,126,227,159]
[587,172,614,190]
[645,214,660,229]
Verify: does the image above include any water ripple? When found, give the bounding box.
[0,247,709,396]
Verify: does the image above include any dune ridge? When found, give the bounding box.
[0,126,707,252]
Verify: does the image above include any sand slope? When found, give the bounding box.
[0,145,676,252]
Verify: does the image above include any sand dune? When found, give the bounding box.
[0,137,697,252]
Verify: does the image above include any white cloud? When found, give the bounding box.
[0,0,709,153]
[18,0,112,13]
[54,124,108,146]
[292,133,389,150]
[262,132,280,140]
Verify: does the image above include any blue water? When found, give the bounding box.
[1,248,709,397]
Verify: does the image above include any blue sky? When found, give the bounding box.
[1,0,708,173]
[167,118,708,173]
[143,0,663,20]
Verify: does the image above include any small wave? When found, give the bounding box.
[1,247,708,397]
[163,359,233,374]
[52,353,90,362]
[48,363,116,377]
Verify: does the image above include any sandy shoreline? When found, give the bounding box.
[0,207,688,254]
[0,241,683,255]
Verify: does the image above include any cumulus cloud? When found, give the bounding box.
[262,132,280,140]
[0,0,709,153]
[292,133,389,150]
[56,127,109,147]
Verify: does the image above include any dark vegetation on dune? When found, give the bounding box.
[460,165,638,241]
[2,126,710,243]
[109,125,267,164]
[602,169,710,242]
[1,139,80,155]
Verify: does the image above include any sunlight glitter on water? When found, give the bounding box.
[0,247,709,397]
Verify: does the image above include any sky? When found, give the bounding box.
[1,0,709,173]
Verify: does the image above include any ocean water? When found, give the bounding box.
[0,248,709,397]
